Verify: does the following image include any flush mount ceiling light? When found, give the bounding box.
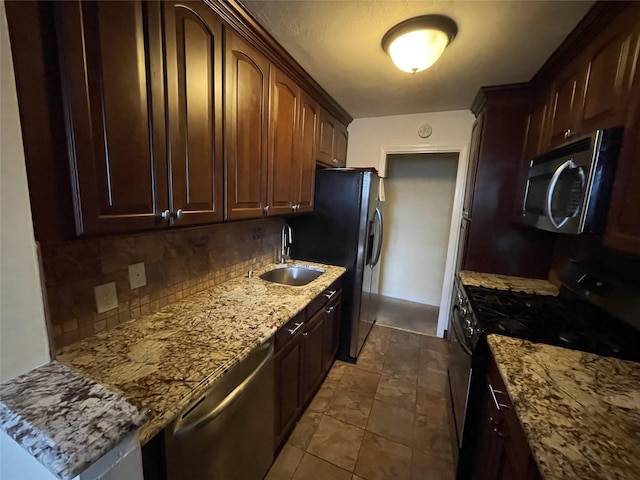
[382,14,458,73]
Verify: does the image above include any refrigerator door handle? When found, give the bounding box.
[370,207,384,267]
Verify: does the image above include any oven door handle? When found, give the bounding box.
[451,307,473,356]
[544,159,584,230]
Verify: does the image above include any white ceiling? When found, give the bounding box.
[240,0,595,119]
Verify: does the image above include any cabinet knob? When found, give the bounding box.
[174,209,184,220]
[263,205,269,214]
[563,129,575,140]
[161,209,171,220]
[292,205,296,212]
[332,158,339,165]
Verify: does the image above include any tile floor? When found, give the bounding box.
[265,324,454,480]
[375,295,439,336]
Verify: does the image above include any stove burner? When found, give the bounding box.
[496,319,531,336]
[463,284,640,362]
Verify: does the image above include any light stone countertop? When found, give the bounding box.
[459,270,559,296]
[487,334,640,480]
[0,361,148,480]
[57,261,345,445]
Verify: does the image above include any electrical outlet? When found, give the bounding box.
[128,262,147,289]
[94,282,118,314]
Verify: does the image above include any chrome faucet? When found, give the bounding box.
[281,224,293,263]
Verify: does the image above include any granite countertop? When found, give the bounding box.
[57,261,345,445]
[488,334,640,479]
[0,361,147,480]
[459,270,559,296]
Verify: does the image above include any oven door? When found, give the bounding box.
[448,303,473,451]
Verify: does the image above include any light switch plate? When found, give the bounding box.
[94,282,118,314]
[128,262,147,289]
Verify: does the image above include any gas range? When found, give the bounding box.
[449,262,640,479]
[464,284,640,362]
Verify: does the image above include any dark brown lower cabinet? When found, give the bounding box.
[274,283,343,449]
[274,312,305,448]
[323,292,342,374]
[473,356,540,480]
[301,309,326,401]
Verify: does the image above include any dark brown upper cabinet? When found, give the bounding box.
[54,0,225,236]
[226,32,321,220]
[317,107,348,168]
[224,30,270,220]
[463,112,485,220]
[605,84,640,255]
[543,5,639,150]
[547,64,586,147]
[268,67,301,216]
[296,92,319,213]
[521,100,549,162]
[163,1,224,226]
[55,1,168,235]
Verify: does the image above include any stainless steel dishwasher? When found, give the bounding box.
[165,338,274,480]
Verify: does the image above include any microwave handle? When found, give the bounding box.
[545,159,584,230]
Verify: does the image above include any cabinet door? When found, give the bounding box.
[605,89,640,255]
[225,31,269,220]
[163,1,224,226]
[581,33,630,131]
[268,67,300,216]
[55,1,168,235]
[522,101,549,162]
[296,92,319,213]
[302,309,325,403]
[274,337,303,448]
[462,113,485,219]
[334,122,349,167]
[547,65,587,147]
[316,107,336,167]
[322,292,342,374]
[473,358,540,480]
[580,6,640,132]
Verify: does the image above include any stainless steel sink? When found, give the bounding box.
[259,265,325,286]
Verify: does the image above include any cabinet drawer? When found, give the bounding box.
[275,311,305,352]
[307,278,342,317]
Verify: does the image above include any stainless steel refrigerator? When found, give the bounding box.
[289,169,383,362]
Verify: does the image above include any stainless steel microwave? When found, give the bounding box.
[521,128,623,234]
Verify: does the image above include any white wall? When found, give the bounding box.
[347,110,475,172]
[1,2,55,477]
[379,154,458,305]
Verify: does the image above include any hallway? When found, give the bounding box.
[375,295,439,336]
[265,325,454,480]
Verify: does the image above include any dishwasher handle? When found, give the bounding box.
[172,342,273,437]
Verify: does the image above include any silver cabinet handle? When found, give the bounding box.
[332,158,338,165]
[488,383,512,412]
[563,129,576,140]
[174,209,184,219]
[161,209,171,220]
[323,290,337,299]
[287,322,304,335]
[326,306,335,313]
[263,205,269,214]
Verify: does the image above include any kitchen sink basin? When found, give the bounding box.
[259,265,325,286]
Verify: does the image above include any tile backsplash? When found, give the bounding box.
[41,218,284,351]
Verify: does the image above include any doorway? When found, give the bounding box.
[376,153,459,335]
